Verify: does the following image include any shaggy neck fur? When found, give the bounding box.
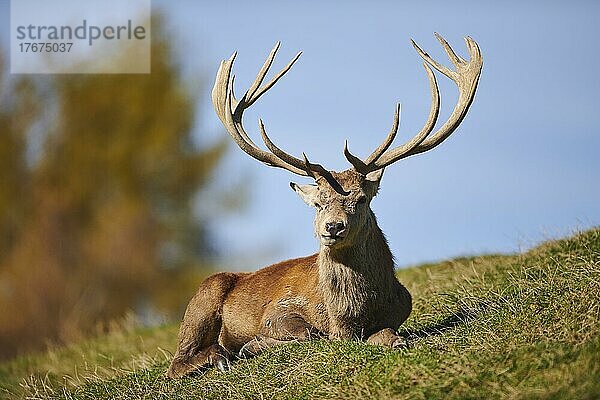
[317,211,396,338]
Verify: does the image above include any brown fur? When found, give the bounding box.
[166,169,412,378]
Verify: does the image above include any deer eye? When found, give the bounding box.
[357,196,367,204]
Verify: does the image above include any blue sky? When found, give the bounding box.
[2,1,599,270]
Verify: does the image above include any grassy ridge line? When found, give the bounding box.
[1,228,599,399]
[0,322,178,397]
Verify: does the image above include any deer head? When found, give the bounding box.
[290,169,384,249]
[212,34,482,250]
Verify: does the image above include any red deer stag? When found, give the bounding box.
[167,34,482,378]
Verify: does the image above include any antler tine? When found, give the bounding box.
[258,119,351,194]
[343,103,400,173]
[371,61,441,169]
[365,103,401,165]
[411,38,456,80]
[345,34,482,173]
[237,42,303,112]
[258,119,329,177]
[212,43,317,177]
[346,60,441,174]
[343,139,368,172]
[222,85,308,176]
[243,42,280,106]
[212,54,235,125]
[396,34,482,158]
[247,51,302,109]
[435,32,465,67]
[344,102,402,172]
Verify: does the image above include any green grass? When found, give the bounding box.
[1,228,599,399]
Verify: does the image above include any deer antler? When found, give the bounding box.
[212,42,330,179]
[344,33,483,174]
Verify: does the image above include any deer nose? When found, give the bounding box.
[325,222,345,236]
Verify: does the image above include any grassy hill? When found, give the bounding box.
[1,228,598,399]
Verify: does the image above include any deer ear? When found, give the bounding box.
[366,169,384,183]
[290,182,319,206]
[364,169,384,197]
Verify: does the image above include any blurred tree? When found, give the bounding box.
[0,19,227,359]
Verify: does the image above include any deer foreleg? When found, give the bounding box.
[366,327,407,349]
[239,313,323,358]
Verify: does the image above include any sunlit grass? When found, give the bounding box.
[1,228,598,399]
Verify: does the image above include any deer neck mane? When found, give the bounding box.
[316,212,395,336]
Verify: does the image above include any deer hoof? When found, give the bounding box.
[391,336,408,349]
[238,341,257,359]
[214,357,231,372]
